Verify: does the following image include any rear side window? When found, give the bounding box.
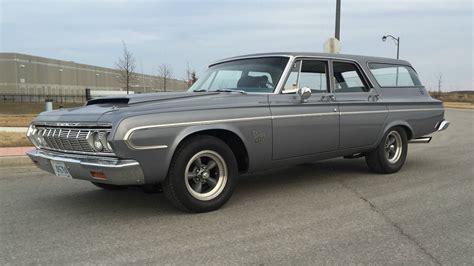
[369,63,422,87]
[333,62,369,93]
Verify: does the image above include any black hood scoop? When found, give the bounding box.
[86,92,219,106]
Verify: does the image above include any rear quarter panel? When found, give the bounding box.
[376,87,444,140]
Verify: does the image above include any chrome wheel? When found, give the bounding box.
[385,131,402,164]
[185,150,227,201]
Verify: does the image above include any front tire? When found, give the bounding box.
[365,127,408,174]
[162,135,238,213]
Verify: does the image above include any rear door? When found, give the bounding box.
[331,60,388,150]
[269,59,339,160]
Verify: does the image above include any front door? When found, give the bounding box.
[269,59,339,160]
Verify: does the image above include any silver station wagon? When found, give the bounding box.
[27,52,450,212]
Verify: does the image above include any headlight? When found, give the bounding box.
[87,132,103,152]
[87,131,113,152]
[105,133,113,151]
[26,125,45,148]
[92,132,103,151]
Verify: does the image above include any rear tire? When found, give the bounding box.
[162,135,238,213]
[91,182,126,190]
[365,127,408,174]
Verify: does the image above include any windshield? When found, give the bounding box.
[189,57,289,93]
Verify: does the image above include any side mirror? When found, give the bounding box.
[298,87,312,103]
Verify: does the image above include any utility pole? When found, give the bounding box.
[141,61,145,92]
[438,73,442,96]
[396,37,400,60]
[335,0,341,40]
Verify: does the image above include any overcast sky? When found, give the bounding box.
[1,0,472,91]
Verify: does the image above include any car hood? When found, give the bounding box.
[33,92,267,124]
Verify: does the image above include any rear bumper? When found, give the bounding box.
[409,120,450,144]
[26,149,145,185]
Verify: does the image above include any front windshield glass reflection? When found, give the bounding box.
[189,57,289,93]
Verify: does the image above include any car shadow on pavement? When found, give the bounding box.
[36,156,438,217]
[36,186,179,217]
[35,158,378,215]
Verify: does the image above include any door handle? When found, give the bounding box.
[368,94,380,102]
[320,95,336,102]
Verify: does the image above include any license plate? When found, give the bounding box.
[51,160,72,178]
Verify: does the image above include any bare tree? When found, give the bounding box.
[183,62,198,88]
[184,62,192,88]
[158,64,173,92]
[115,41,136,94]
[191,70,198,85]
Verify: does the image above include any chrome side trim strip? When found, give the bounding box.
[124,108,445,150]
[126,143,169,150]
[272,112,338,119]
[123,116,272,150]
[124,116,271,139]
[389,108,444,113]
[341,110,388,115]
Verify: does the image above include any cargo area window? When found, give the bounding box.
[368,63,422,87]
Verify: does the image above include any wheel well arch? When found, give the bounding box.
[397,125,413,140]
[175,129,249,173]
[383,121,414,140]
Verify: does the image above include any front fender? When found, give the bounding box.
[169,123,249,161]
[113,120,272,184]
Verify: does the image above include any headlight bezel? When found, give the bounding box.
[87,131,113,152]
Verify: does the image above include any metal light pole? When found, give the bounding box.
[335,0,341,40]
[382,34,400,59]
[382,34,401,85]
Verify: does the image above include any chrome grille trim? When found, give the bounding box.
[31,125,114,156]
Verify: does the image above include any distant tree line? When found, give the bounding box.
[115,41,198,94]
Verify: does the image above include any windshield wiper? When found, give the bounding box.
[192,89,207,92]
[215,89,247,94]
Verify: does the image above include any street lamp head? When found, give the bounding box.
[382,35,387,42]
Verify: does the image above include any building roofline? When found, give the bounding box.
[0,52,164,79]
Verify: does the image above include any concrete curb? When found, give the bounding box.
[0,147,35,157]
[0,156,33,168]
[0,127,28,133]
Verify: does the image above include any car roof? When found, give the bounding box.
[212,52,411,66]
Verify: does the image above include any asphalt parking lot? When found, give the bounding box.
[0,109,472,264]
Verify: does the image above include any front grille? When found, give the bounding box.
[32,126,113,155]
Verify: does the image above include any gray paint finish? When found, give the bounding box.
[28,52,446,185]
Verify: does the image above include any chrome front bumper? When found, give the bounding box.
[26,149,145,185]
